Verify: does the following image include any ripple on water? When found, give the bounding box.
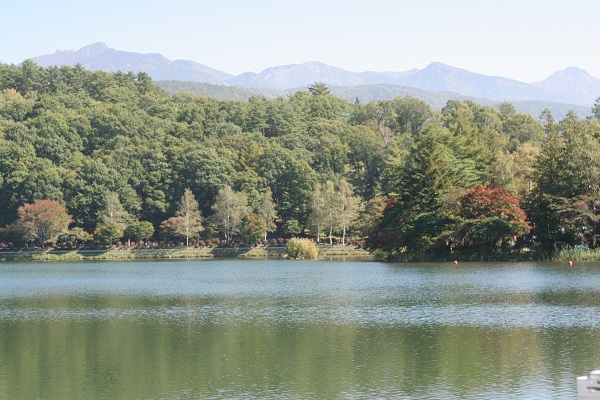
[1,302,599,330]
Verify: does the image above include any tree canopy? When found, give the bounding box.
[0,61,599,257]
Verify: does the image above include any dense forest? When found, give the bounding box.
[0,61,599,258]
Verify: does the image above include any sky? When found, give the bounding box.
[2,0,600,83]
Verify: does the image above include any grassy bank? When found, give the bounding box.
[552,247,600,262]
[11,245,598,263]
[379,247,600,263]
[0,245,373,262]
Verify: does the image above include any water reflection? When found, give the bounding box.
[0,260,599,399]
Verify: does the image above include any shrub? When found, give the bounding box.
[285,238,319,260]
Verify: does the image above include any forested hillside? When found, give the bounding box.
[0,61,599,257]
[154,80,590,121]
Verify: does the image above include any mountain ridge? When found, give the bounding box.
[29,42,600,107]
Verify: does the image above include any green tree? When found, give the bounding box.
[391,96,432,136]
[549,195,600,247]
[94,223,123,247]
[57,227,93,247]
[471,217,514,249]
[256,144,317,227]
[534,117,600,199]
[283,219,302,237]
[498,102,517,121]
[340,124,387,199]
[490,143,540,201]
[353,196,387,240]
[18,60,46,94]
[124,220,155,243]
[0,89,35,121]
[239,213,266,245]
[539,108,557,136]
[246,95,269,133]
[307,83,348,120]
[174,146,236,216]
[399,212,456,254]
[364,100,396,144]
[263,97,302,137]
[375,122,485,252]
[308,82,331,96]
[502,113,544,150]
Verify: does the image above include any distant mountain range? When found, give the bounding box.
[29,43,600,116]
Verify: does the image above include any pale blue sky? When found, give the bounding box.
[2,0,599,82]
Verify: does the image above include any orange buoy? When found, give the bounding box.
[453,260,458,265]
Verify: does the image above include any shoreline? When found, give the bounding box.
[0,245,374,262]
[1,246,598,263]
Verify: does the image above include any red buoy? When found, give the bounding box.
[568,260,573,267]
[453,260,458,265]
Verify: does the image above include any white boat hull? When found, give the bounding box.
[578,371,600,399]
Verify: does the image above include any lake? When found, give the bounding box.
[0,259,598,399]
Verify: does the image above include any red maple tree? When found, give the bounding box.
[457,184,530,236]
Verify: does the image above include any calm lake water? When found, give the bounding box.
[0,259,599,399]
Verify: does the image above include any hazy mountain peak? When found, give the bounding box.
[561,66,588,74]
[423,62,455,70]
[541,66,593,82]
[32,43,230,84]
[76,42,110,56]
[534,66,600,104]
[27,43,600,106]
